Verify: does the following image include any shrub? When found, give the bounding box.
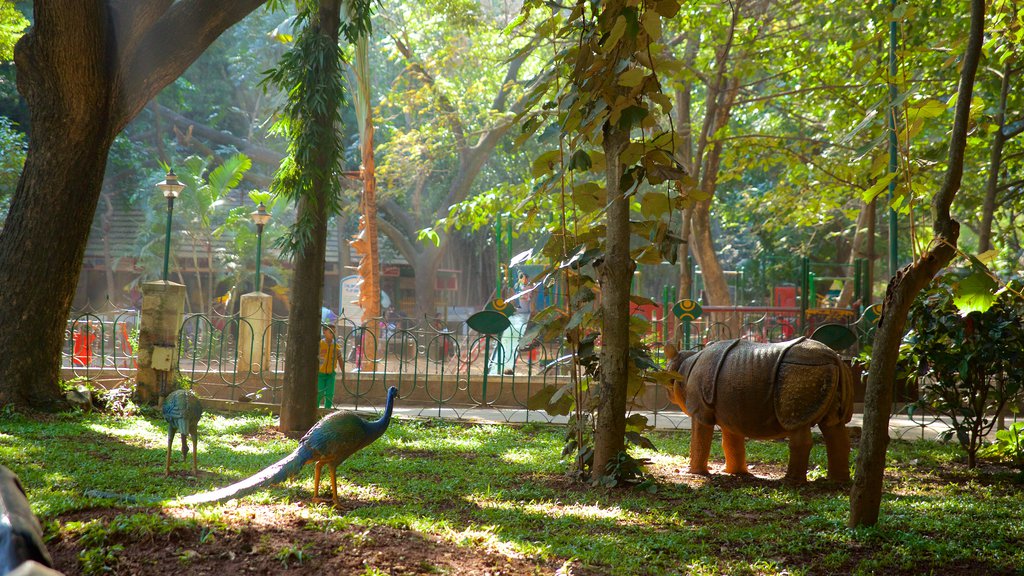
[904,273,1024,468]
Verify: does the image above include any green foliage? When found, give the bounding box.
[262,5,348,258]
[512,0,686,485]
[275,542,315,568]
[0,115,25,223]
[978,422,1024,468]
[0,2,28,60]
[905,272,1024,466]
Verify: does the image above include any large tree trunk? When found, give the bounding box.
[279,0,342,436]
[849,0,983,527]
[0,111,113,408]
[0,0,264,410]
[413,248,444,320]
[593,125,632,478]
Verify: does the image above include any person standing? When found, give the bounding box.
[317,326,342,409]
[500,271,536,375]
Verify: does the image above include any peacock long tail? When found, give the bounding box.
[85,443,314,505]
[177,443,312,504]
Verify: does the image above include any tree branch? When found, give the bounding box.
[735,84,868,106]
[113,0,267,133]
[377,216,421,265]
[391,33,467,150]
[714,132,857,151]
[157,104,285,166]
[379,198,420,239]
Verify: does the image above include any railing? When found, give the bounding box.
[59,302,867,428]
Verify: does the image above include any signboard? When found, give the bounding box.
[340,275,363,324]
[339,275,391,324]
[672,299,703,321]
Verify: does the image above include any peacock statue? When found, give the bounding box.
[88,386,398,507]
[163,388,203,476]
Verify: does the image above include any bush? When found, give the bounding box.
[904,273,1024,468]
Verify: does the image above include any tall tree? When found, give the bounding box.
[268,0,348,435]
[0,0,265,410]
[375,21,532,317]
[849,0,985,527]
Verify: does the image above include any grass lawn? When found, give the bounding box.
[2,407,1022,575]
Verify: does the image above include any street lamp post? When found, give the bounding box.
[157,170,185,282]
[250,202,271,292]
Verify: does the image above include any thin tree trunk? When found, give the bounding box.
[866,199,876,305]
[849,0,984,527]
[354,33,381,366]
[978,63,1011,253]
[593,124,632,478]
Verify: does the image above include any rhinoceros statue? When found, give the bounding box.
[666,337,854,483]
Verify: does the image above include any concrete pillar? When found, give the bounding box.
[137,281,186,405]
[238,292,273,372]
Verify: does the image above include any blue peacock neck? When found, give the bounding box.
[364,389,396,441]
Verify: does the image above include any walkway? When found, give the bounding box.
[355,406,961,442]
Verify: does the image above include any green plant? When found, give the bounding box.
[978,422,1024,468]
[276,543,314,568]
[905,272,1024,467]
[601,451,656,492]
[79,544,124,575]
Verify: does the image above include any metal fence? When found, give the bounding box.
[60,303,873,427]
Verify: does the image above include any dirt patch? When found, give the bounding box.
[48,504,557,575]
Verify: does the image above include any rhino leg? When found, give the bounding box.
[819,422,851,482]
[688,421,713,475]
[721,428,750,475]
[784,427,812,483]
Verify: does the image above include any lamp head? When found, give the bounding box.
[250,202,271,226]
[157,170,185,199]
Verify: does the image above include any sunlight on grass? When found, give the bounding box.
[5,409,1024,575]
[467,494,628,521]
[498,447,544,465]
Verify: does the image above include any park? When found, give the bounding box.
[1,1,1023,575]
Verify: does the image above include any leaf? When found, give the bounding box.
[640,191,671,219]
[618,67,646,87]
[653,0,681,18]
[909,98,947,119]
[625,431,657,450]
[953,269,998,315]
[641,10,662,41]
[617,105,649,132]
[861,173,897,204]
[603,16,627,53]
[570,149,593,171]
[625,413,649,432]
[417,228,440,247]
[532,150,562,179]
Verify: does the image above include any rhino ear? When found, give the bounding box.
[664,342,678,362]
